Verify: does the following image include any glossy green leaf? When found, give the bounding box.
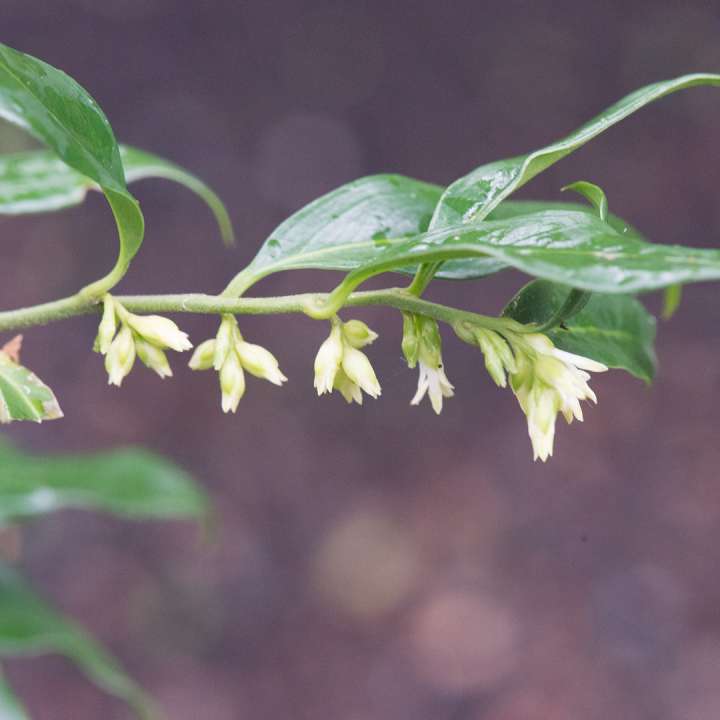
[561,181,608,221]
[0,146,234,245]
[430,73,720,229]
[0,564,155,718]
[326,209,720,307]
[0,672,29,720]
[437,199,641,280]
[0,442,208,524]
[503,279,657,383]
[0,42,143,292]
[228,174,443,292]
[0,352,62,424]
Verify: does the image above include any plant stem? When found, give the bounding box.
[0,289,516,334]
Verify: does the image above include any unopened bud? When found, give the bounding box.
[342,319,378,349]
[136,338,172,378]
[313,323,343,395]
[105,325,136,387]
[236,341,287,386]
[219,351,245,413]
[95,295,117,355]
[188,339,217,371]
[126,314,192,353]
[214,315,236,370]
[341,346,381,398]
[401,313,420,368]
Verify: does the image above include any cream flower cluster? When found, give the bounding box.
[95,295,192,386]
[313,318,381,404]
[189,314,287,412]
[456,321,607,461]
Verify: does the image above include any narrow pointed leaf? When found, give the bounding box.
[0,352,62,424]
[561,181,608,222]
[0,564,155,718]
[430,73,720,229]
[325,210,720,305]
[0,442,208,524]
[503,279,657,383]
[0,42,143,285]
[0,146,234,247]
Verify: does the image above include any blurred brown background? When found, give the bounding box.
[3,1,720,718]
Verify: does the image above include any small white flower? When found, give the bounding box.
[406,315,453,413]
[104,325,136,387]
[219,350,245,413]
[333,367,364,405]
[341,345,381,399]
[411,360,454,414]
[313,323,344,395]
[125,314,192,353]
[511,333,607,462]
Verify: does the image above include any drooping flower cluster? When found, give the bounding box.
[508,333,607,461]
[313,317,381,404]
[95,295,192,386]
[402,313,454,414]
[189,314,287,412]
[455,320,607,461]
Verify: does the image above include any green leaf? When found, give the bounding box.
[503,279,657,383]
[0,146,235,245]
[0,564,155,718]
[226,174,443,293]
[436,199,640,280]
[120,146,234,246]
[0,352,62,424]
[0,42,143,294]
[561,181,608,222]
[0,442,209,524]
[430,73,720,229]
[0,672,29,720]
[326,209,720,299]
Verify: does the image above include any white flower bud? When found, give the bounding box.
[313,324,343,395]
[95,295,117,355]
[188,339,217,371]
[219,350,245,413]
[341,346,381,399]
[213,315,236,370]
[236,341,287,386]
[342,319,378,349]
[104,325,136,387]
[125,314,192,352]
[135,337,172,378]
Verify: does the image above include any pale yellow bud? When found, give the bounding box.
[105,325,136,387]
[313,324,343,395]
[219,351,245,413]
[214,315,236,370]
[125,314,192,352]
[341,346,381,399]
[342,319,378,349]
[236,341,287,386]
[188,339,217,371]
[95,295,117,355]
[135,338,172,378]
